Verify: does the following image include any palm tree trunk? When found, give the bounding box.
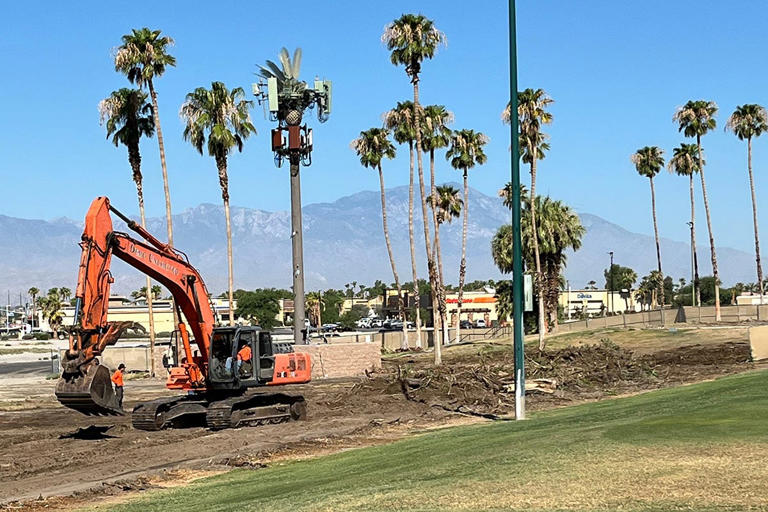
[147,80,173,246]
[529,150,546,350]
[412,79,440,364]
[650,176,663,306]
[690,174,701,307]
[429,148,447,348]
[407,141,420,349]
[457,170,469,345]
[747,137,764,301]
[378,164,408,350]
[130,148,157,377]
[697,134,720,320]
[217,158,235,326]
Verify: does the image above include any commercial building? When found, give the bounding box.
[558,289,639,318]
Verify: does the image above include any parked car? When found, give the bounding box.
[322,323,339,332]
[475,319,487,328]
[460,320,472,329]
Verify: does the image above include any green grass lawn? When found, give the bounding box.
[94,370,768,512]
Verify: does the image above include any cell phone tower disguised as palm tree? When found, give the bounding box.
[254,48,332,345]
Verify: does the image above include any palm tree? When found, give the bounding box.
[27,287,39,329]
[674,100,720,320]
[40,289,64,338]
[114,27,176,247]
[59,287,72,304]
[422,105,453,347]
[447,129,488,344]
[504,88,554,342]
[383,14,445,363]
[727,104,768,301]
[351,127,409,348]
[631,146,665,306]
[180,82,255,326]
[306,291,323,328]
[99,87,159,374]
[383,101,424,349]
[492,194,584,349]
[668,143,702,307]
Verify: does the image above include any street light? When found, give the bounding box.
[687,221,695,307]
[254,48,332,345]
[508,0,525,420]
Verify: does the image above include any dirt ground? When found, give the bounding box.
[0,329,756,511]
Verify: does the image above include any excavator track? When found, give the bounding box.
[131,396,208,431]
[206,393,307,430]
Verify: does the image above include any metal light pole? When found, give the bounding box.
[687,221,695,307]
[254,49,331,345]
[508,0,525,420]
[608,251,614,313]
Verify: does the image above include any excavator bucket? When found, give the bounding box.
[55,363,123,416]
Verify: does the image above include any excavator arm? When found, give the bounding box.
[56,197,217,415]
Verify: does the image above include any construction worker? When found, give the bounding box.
[236,343,252,377]
[111,363,126,409]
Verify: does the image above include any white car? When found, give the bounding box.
[475,319,487,328]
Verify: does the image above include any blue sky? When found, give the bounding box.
[2,0,768,253]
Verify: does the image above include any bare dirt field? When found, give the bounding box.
[0,327,756,511]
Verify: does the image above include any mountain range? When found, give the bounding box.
[0,184,757,300]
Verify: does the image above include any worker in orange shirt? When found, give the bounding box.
[236,343,252,377]
[111,363,126,409]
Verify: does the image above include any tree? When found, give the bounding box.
[131,285,162,300]
[631,146,665,306]
[27,287,39,329]
[668,143,702,307]
[727,104,768,301]
[114,27,176,247]
[422,105,454,348]
[234,289,285,330]
[674,100,720,320]
[383,13,445,364]
[504,88,554,345]
[492,193,584,348]
[383,101,424,349]
[99,87,159,374]
[351,128,408,348]
[181,82,255,326]
[494,280,514,325]
[40,288,64,338]
[604,264,637,311]
[305,291,324,328]
[447,129,488,345]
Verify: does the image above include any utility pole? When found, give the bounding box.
[508,0,525,420]
[254,49,331,345]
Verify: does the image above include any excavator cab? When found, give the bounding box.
[207,326,274,390]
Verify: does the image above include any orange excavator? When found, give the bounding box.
[55,197,311,430]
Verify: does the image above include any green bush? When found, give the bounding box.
[34,332,51,340]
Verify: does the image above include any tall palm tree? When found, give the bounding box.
[99,87,159,375]
[422,105,453,346]
[383,101,424,349]
[668,143,702,307]
[674,100,720,320]
[114,27,177,247]
[180,82,255,326]
[383,14,445,363]
[504,88,554,342]
[27,287,39,329]
[727,104,768,301]
[446,129,488,344]
[40,289,64,339]
[631,146,665,306]
[351,127,408,348]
